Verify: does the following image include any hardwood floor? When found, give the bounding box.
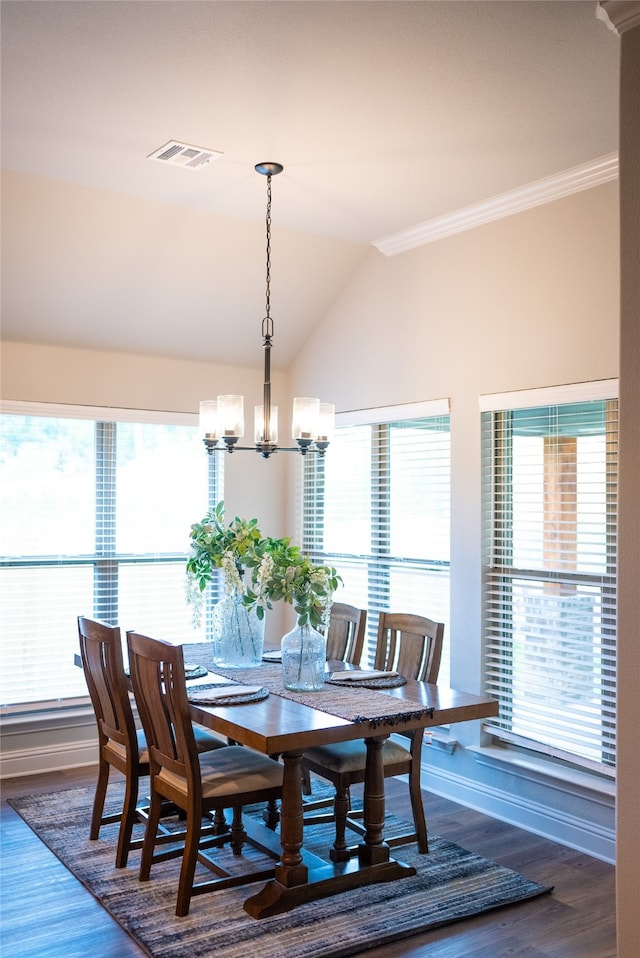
[1,766,616,958]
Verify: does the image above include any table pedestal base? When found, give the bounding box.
[244,736,417,918]
[243,856,416,919]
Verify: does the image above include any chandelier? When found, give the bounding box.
[200,162,334,459]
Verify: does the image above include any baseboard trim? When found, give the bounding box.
[422,760,615,864]
[0,740,98,779]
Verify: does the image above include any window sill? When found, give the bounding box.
[468,744,615,802]
[1,700,94,730]
[427,731,458,754]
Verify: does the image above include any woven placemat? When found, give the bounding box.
[261,650,282,663]
[187,685,269,706]
[183,663,209,680]
[324,673,407,689]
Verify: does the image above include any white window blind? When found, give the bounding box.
[0,404,221,712]
[481,386,617,773]
[301,403,451,678]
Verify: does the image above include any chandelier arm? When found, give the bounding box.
[203,443,325,459]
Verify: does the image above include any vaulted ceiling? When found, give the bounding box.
[1,1,620,368]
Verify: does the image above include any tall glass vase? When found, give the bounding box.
[211,593,265,668]
[281,623,327,691]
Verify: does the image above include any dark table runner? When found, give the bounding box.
[185,641,434,727]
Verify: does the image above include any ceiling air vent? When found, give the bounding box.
[147,140,223,170]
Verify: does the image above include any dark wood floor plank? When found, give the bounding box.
[1,793,144,958]
[0,768,616,958]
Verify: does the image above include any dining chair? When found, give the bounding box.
[324,602,367,664]
[126,630,284,916]
[301,611,444,860]
[301,602,367,804]
[78,615,225,868]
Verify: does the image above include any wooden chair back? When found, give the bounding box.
[374,611,444,682]
[78,615,140,766]
[126,631,200,789]
[325,602,367,664]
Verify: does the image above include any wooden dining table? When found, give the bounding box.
[181,645,499,919]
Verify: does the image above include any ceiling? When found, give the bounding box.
[0,1,620,368]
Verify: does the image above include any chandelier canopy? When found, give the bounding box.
[200,162,334,459]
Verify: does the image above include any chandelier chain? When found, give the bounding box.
[263,175,274,340]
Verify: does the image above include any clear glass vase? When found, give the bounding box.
[281,623,327,691]
[211,594,265,668]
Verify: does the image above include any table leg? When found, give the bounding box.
[244,749,309,918]
[275,750,309,887]
[358,735,391,866]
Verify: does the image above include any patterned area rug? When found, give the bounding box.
[9,783,552,958]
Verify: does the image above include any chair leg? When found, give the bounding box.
[230,806,246,855]
[330,786,351,862]
[301,765,312,795]
[115,769,139,868]
[211,807,228,834]
[409,763,428,853]
[139,790,163,881]
[176,807,201,918]
[262,797,280,830]
[90,758,110,840]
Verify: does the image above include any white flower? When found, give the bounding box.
[256,554,274,595]
[185,573,204,629]
[221,552,244,595]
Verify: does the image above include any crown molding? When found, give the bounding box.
[373,153,619,257]
[597,1,640,34]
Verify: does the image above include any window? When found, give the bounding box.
[0,403,220,712]
[301,402,450,675]
[481,382,617,773]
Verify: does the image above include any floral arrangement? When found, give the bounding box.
[186,501,341,631]
[247,537,341,632]
[187,501,263,593]
[186,502,264,626]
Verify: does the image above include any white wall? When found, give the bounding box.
[292,183,618,406]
